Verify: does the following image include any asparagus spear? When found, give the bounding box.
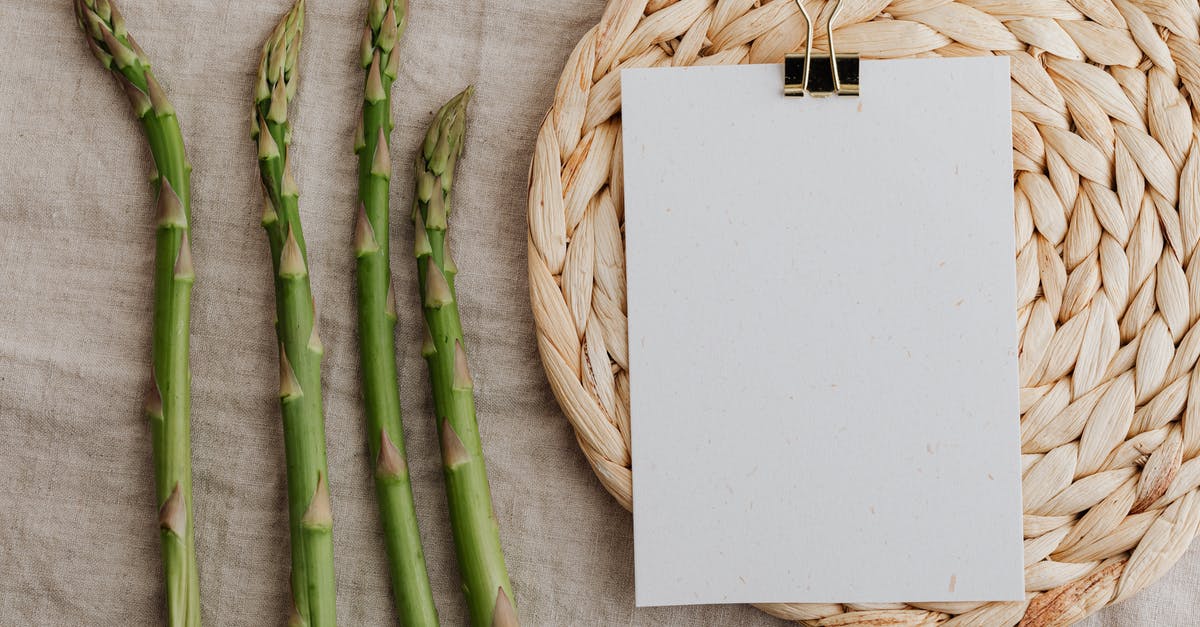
[251,3,336,625]
[414,89,518,627]
[73,2,201,624]
[352,2,440,625]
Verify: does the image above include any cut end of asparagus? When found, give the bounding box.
[279,227,308,278]
[158,482,187,537]
[452,341,473,391]
[440,420,470,468]
[155,178,187,229]
[279,345,303,400]
[376,428,408,480]
[423,262,453,308]
[492,587,519,627]
[301,473,333,530]
[173,232,195,282]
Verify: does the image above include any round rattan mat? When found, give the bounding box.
[527,0,1200,624]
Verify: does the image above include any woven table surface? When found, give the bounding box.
[527,0,1200,624]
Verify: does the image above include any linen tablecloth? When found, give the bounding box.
[0,0,1192,624]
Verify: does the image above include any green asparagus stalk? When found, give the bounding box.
[73,2,201,624]
[414,90,518,627]
[352,2,440,625]
[251,3,336,625]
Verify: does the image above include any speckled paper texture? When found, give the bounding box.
[623,59,1025,606]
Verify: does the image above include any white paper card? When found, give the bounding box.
[623,58,1023,606]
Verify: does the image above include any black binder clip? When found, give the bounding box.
[784,0,860,97]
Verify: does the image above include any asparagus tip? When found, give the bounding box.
[440,420,470,468]
[376,428,407,480]
[158,482,187,537]
[492,586,519,627]
[301,473,333,530]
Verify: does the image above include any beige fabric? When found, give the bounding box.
[0,0,1188,624]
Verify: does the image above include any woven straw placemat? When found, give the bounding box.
[527,0,1200,624]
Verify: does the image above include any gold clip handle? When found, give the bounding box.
[784,0,859,97]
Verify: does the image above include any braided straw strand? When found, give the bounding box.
[528,0,1200,624]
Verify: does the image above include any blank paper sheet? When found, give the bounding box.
[622,58,1024,606]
